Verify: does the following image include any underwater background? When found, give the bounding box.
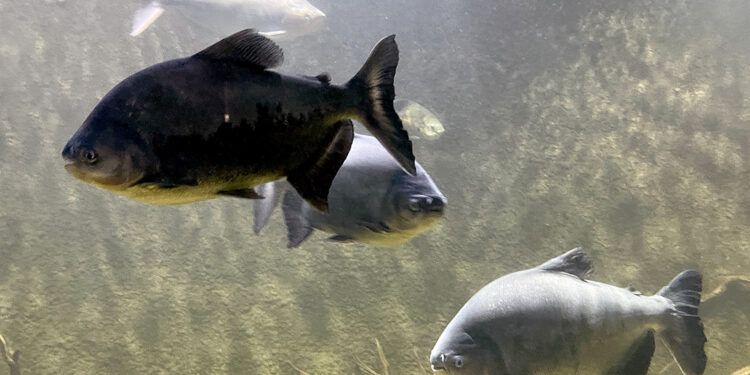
[1,0,749,373]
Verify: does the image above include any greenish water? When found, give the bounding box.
[1,0,749,374]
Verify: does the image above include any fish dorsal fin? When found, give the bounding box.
[537,247,593,280]
[194,29,284,69]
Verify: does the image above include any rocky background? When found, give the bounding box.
[1,0,749,373]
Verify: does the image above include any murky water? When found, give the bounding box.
[1,0,749,373]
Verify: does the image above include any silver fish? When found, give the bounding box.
[254,133,446,247]
[130,0,325,39]
[430,248,707,375]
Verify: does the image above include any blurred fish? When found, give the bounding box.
[430,248,707,375]
[254,133,445,247]
[130,0,326,39]
[62,30,416,212]
[394,99,444,140]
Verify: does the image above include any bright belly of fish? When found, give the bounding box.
[93,174,280,206]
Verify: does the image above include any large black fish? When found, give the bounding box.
[62,29,415,211]
[254,133,445,247]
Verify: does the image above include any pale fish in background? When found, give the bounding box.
[254,133,446,248]
[130,0,326,39]
[395,99,445,140]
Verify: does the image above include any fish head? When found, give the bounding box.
[284,0,326,22]
[386,171,446,231]
[430,330,502,374]
[62,113,155,189]
[273,0,326,38]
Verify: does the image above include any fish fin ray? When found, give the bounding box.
[282,190,313,248]
[253,180,290,234]
[286,120,354,212]
[194,29,283,69]
[218,188,264,200]
[606,330,655,375]
[347,35,416,175]
[658,270,707,375]
[537,247,593,279]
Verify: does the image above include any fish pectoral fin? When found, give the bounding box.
[282,190,314,248]
[286,120,354,213]
[361,221,392,233]
[193,29,284,69]
[138,176,198,189]
[218,188,264,200]
[327,235,354,244]
[605,330,655,375]
[536,247,593,280]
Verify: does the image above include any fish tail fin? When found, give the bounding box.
[347,35,416,176]
[657,270,707,375]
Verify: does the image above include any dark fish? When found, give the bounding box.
[430,248,707,375]
[253,133,445,247]
[62,29,415,211]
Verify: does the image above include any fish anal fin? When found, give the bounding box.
[537,247,593,280]
[218,188,264,200]
[194,29,284,69]
[286,120,354,212]
[327,235,354,244]
[606,330,655,375]
[282,191,313,248]
[253,181,289,234]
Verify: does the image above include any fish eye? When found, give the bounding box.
[454,358,463,368]
[82,149,98,164]
[407,198,421,212]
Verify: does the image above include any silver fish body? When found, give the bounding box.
[254,133,445,247]
[430,248,706,375]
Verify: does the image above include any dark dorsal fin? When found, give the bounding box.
[193,29,283,69]
[537,247,593,280]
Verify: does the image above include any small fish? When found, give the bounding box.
[130,0,326,39]
[394,99,445,140]
[430,248,707,375]
[62,30,415,212]
[253,133,445,247]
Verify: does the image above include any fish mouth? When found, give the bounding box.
[431,364,446,372]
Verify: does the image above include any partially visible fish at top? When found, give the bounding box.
[130,0,326,40]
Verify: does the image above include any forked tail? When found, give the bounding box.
[658,270,707,375]
[347,35,416,175]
